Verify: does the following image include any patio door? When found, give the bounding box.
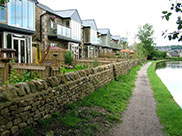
[12,38,26,63]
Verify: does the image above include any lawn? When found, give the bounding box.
[22,64,141,136]
[147,61,182,136]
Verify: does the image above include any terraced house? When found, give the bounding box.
[0,0,36,63]
[82,19,101,58]
[33,2,82,60]
[98,28,121,54]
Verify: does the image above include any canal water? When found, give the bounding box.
[156,61,182,108]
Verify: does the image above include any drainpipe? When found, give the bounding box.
[39,12,48,42]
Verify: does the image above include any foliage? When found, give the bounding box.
[60,64,89,74]
[64,51,73,65]
[0,0,9,6]
[137,24,155,59]
[6,69,40,84]
[93,60,99,68]
[151,50,167,60]
[21,65,141,136]
[148,61,182,136]
[162,0,182,41]
[135,43,147,61]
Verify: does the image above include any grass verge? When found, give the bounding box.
[23,64,141,136]
[147,61,182,136]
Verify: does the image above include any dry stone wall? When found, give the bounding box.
[0,60,138,136]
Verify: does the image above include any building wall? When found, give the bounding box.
[0,60,138,136]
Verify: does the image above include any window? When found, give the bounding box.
[22,0,28,28]
[8,0,16,25]
[8,0,35,30]
[71,20,81,41]
[0,6,6,22]
[28,0,34,29]
[16,0,22,27]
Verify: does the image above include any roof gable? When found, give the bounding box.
[82,19,97,30]
[55,9,82,23]
[98,28,111,36]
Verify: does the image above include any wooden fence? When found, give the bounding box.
[0,63,61,83]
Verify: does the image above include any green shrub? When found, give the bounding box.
[6,69,40,84]
[64,51,73,65]
[93,60,99,68]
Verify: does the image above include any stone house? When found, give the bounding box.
[33,2,82,60]
[0,0,37,63]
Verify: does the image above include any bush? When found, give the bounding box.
[64,51,73,65]
[93,60,99,68]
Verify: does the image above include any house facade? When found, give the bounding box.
[98,28,121,53]
[0,0,36,63]
[82,19,101,58]
[33,3,82,60]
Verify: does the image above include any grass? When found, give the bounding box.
[23,64,141,136]
[147,61,182,136]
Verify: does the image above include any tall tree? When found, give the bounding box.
[162,0,182,41]
[137,24,155,59]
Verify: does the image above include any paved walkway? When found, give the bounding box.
[106,62,163,136]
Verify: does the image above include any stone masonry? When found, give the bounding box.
[0,60,138,136]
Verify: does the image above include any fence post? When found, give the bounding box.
[4,63,11,82]
[45,66,52,78]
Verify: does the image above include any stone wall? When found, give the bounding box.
[0,60,138,136]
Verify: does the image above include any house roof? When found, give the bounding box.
[111,35,121,41]
[82,19,97,30]
[55,9,82,23]
[98,28,111,36]
[37,3,55,14]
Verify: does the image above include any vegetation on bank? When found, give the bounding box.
[147,61,182,136]
[22,65,141,136]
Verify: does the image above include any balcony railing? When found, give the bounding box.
[49,23,71,38]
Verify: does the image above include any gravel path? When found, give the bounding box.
[106,62,163,136]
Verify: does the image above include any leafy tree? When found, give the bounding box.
[137,24,155,59]
[162,0,182,41]
[0,0,9,6]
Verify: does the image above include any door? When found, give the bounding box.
[12,38,26,63]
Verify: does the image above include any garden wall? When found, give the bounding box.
[0,59,138,136]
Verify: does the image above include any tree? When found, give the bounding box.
[162,0,182,41]
[137,24,155,59]
[0,0,9,6]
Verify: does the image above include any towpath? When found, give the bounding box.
[105,62,163,136]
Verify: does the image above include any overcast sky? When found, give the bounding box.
[38,0,180,46]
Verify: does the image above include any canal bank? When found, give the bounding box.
[148,61,182,136]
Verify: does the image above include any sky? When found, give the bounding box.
[38,0,181,46]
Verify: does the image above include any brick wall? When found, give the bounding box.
[0,60,138,136]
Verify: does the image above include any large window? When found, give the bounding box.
[8,0,35,30]
[0,6,6,22]
[71,20,81,41]
[90,29,98,44]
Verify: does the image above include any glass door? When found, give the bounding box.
[12,38,26,63]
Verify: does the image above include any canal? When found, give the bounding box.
[156,61,182,108]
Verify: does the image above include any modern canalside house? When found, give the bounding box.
[0,0,36,63]
[33,2,82,60]
[82,19,102,58]
[97,28,120,53]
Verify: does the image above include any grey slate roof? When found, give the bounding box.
[55,9,82,23]
[111,35,121,41]
[36,3,82,23]
[98,28,111,36]
[36,3,55,14]
[82,19,97,30]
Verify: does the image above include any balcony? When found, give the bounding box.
[49,23,71,38]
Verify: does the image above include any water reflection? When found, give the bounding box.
[156,61,182,108]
